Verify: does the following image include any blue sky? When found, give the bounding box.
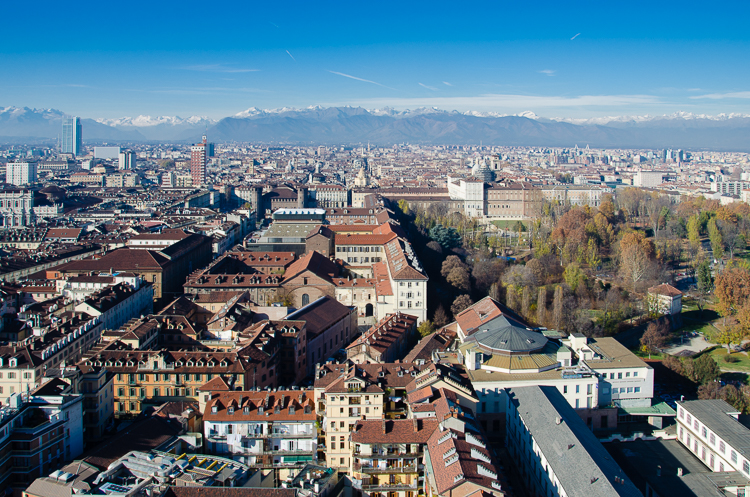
[3,0,750,119]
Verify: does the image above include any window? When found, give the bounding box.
[626,372,630,378]
[618,373,623,379]
[702,427,707,439]
[633,372,638,377]
[563,386,567,394]
[744,460,749,474]
[720,441,726,454]
[732,451,738,463]
[575,399,580,408]
[575,385,580,394]
[609,373,615,379]
[634,387,641,393]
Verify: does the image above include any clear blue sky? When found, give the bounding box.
[3,0,750,119]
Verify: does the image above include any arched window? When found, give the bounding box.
[302,294,310,306]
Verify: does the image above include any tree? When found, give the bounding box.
[662,355,683,375]
[692,354,721,384]
[447,266,472,292]
[397,199,410,216]
[418,320,435,338]
[526,259,545,285]
[715,326,745,352]
[273,288,294,306]
[489,283,501,302]
[472,258,505,294]
[429,224,461,250]
[618,231,655,291]
[537,287,546,326]
[426,241,443,255]
[586,238,601,269]
[715,266,750,321]
[708,218,724,260]
[441,255,467,278]
[696,259,713,294]
[522,286,531,319]
[506,286,518,312]
[720,220,744,259]
[433,305,448,327]
[640,318,671,358]
[451,294,474,316]
[563,263,586,293]
[698,382,722,400]
[687,214,701,250]
[553,286,563,331]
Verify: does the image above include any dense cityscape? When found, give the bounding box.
[6,1,750,495]
[0,111,749,497]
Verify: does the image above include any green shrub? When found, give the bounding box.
[723,354,740,364]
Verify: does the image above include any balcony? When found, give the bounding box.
[354,463,419,474]
[361,482,418,491]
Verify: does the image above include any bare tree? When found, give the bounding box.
[451,294,474,316]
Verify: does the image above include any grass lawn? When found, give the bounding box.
[491,220,522,229]
[701,347,750,372]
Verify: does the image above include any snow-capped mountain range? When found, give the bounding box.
[95,115,216,127]
[3,105,750,150]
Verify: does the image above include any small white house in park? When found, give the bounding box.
[648,283,683,316]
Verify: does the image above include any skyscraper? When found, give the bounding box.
[191,135,209,186]
[61,116,83,156]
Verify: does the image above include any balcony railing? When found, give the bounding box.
[361,482,418,491]
[354,463,419,474]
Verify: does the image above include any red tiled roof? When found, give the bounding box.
[351,418,438,444]
[648,283,682,297]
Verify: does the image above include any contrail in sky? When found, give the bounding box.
[571,33,581,40]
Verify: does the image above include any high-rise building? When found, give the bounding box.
[118,150,136,170]
[61,116,83,156]
[191,135,209,186]
[6,161,38,186]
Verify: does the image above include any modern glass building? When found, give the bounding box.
[61,116,83,155]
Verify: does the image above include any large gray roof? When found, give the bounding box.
[508,385,642,497]
[467,315,547,354]
[678,400,750,460]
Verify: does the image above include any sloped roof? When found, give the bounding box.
[465,315,547,354]
[648,283,682,297]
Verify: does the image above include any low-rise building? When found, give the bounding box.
[346,313,417,364]
[648,283,683,316]
[201,387,317,472]
[506,385,641,497]
[677,399,750,475]
[350,418,437,497]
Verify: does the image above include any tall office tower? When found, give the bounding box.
[6,161,38,186]
[191,135,209,186]
[118,150,137,170]
[61,116,83,156]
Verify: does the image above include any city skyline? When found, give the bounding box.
[3,1,750,119]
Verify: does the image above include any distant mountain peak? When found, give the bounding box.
[95,115,215,127]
